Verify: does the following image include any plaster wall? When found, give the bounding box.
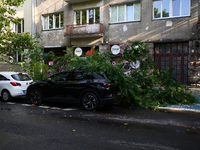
[14,0,33,34]
[36,0,69,47]
[71,37,102,47]
[102,0,199,45]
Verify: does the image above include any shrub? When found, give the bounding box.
[32,62,48,81]
[52,42,198,109]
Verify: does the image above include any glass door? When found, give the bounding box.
[154,43,188,84]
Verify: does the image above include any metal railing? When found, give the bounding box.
[65,23,103,36]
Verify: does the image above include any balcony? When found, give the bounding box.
[65,23,103,38]
[65,0,100,4]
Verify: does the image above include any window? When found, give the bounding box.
[14,19,24,33]
[11,74,32,81]
[43,13,63,30]
[51,72,69,81]
[153,0,190,19]
[75,8,99,24]
[71,72,84,80]
[0,75,9,81]
[16,50,24,62]
[110,3,141,23]
[154,43,188,84]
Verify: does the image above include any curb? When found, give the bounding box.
[157,107,200,113]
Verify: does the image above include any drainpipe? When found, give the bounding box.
[32,0,37,36]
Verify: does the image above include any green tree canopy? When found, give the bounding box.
[0,0,55,79]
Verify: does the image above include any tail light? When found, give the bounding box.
[105,93,113,98]
[10,82,21,86]
[104,83,112,87]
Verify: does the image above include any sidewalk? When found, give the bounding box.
[157,87,200,113]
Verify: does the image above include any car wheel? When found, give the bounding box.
[2,90,12,102]
[29,88,43,105]
[81,92,99,111]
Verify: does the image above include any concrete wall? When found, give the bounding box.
[32,0,200,84]
[102,0,199,44]
[0,62,23,72]
[14,0,33,34]
[36,0,69,47]
[64,0,104,47]
[0,0,34,72]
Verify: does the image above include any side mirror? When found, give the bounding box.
[47,78,52,82]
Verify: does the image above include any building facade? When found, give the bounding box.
[29,0,200,84]
[0,0,35,71]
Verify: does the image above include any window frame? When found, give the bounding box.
[14,19,24,33]
[75,8,100,25]
[153,0,191,19]
[15,50,24,62]
[110,3,141,23]
[43,13,64,30]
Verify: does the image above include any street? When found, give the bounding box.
[0,98,200,150]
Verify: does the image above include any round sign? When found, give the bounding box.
[111,45,120,55]
[74,47,82,56]
[130,60,140,69]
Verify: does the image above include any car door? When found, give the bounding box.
[0,74,10,94]
[45,72,70,97]
[65,71,88,99]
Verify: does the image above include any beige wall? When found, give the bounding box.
[14,0,34,35]
[36,0,68,47]
[102,0,199,44]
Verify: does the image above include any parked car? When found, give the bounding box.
[0,72,33,101]
[26,70,117,110]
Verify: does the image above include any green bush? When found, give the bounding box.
[32,62,48,81]
[51,42,198,109]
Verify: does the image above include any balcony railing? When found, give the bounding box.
[65,0,100,4]
[65,23,103,36]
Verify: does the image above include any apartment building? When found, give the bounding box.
[0,0,35,71]
[31,0,200,84]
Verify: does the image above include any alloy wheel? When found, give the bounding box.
[29,89,42,105]
[82,93,99,110]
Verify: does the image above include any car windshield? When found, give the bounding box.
[11,74,32,81]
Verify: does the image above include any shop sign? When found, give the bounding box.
[48,61,54,66]
[111,45,120,55]
[74,47,83,56]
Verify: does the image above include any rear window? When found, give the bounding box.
[11,74,32,81]
[92,72,106,79]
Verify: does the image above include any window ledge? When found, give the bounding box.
[152,15,190,21]
[42,28,64,31]
[109,20,141,25]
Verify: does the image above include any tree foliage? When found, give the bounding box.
[0,0,54,79]
[51,41,198,109]
[0,0,24,31]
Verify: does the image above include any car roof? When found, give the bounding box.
[0,72,27,75]
[59,70,83,73]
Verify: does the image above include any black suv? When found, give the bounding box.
[26,70,116,110]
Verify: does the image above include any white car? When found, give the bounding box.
[0,72,33,101]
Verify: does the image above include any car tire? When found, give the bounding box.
[28,88,43,105]
[81,92,99,111]
[2,90,12,102]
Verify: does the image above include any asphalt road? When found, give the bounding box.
[0,98,200,150]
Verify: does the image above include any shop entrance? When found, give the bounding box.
[154,43,189,84]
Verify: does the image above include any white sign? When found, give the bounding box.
[48,61,54,66]
[74,47,83,56]
[111,45,120,55]
[130,60,140,69]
